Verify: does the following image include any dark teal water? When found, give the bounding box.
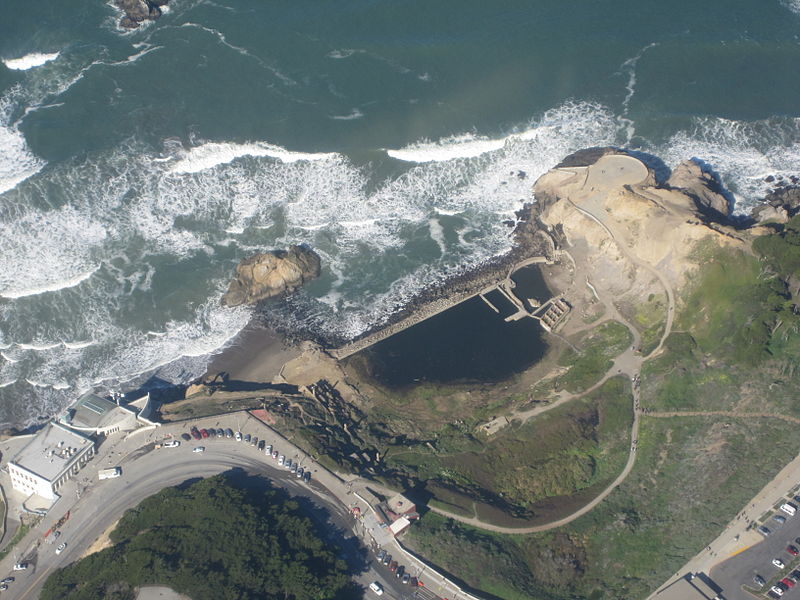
[0,0,799,425]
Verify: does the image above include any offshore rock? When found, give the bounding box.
[222,246,322,307]
[764,185,800,215]
[667,160,730,219]
[115,0,166,29]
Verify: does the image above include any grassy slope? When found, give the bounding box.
[407,235,800,600]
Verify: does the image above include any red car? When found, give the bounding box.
[788,545,799,557]
[190,427,201,440]
[783,577,796,588]
[389,561,397,573]
[200,428,209,439]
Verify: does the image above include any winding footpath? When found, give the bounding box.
[428,156,677,534]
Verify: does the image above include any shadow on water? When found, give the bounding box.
[363,265,552,387]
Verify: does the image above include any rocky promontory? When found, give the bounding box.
[222,246,321,308]
[115,0,169,29]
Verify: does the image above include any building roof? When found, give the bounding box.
[386,493,415,515]
[655,575,720,600]
[64,391,138,432]
[10,422,93,482]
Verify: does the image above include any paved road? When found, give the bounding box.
[3,438,412,600]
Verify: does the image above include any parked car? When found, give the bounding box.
[265,444,272,455]
[376,550,387,562]
[759,525,772,536]
[272,450,279,460]
[12,564,27,571]
[781,502,798,516]
[296,467,304,479]
[56,542,67,555]
[774,514,788,525]
[181,433,191,441]
[290,464,298,474]
[1,577,14,584]
[771,585,785,597]
[0,585,6,592]
[395,565,405,578]
[382,554,391,566]
[774,558,787,569]
[402,573,411,585]
[258,440,266,451]
[193,446,205,453]
[788,545,799,556]
[163,440,180,448]
[244,433,251,443]
[190,427,201,440]
[278,455,285,466]
[368,582,384,596]
[778,581,789,591]
[216,428,224,438]
[235,431,242,442]
[782,577,796,588]
[409,577,418,587]
[225,428,233,438]
[389,560,398,573]
[303,471,311,483]
[200,428,209,439]
[251,436,258,447]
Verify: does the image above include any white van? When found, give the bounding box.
[781,503,797,516]
[98,467,122,480]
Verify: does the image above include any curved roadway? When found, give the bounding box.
[8,441,409,600]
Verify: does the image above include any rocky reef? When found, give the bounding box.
[222,246,321,307]
[115,0,169,30]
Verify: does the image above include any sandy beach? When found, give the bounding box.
[203,321,300,387]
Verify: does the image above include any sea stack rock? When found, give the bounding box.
[222,245,322,307]
[115,0,168,29]
[667,160,730,219]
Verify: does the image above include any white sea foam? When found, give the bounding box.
[387,133,506,162]
[653,116,800,214]
[781,0,800,15]
[618,43,658,116]
[428,218,447,256]
[3,52,60,71]
[330,108,364,121]
[16,342,61,351]
[0,265,100,299]
[0,89,45,195]
[0,380,16,389]
[167,141,337,173]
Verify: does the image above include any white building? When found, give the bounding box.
[8,422,95,500]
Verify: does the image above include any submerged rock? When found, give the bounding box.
[667,160,730,219]
[222,246,322,307]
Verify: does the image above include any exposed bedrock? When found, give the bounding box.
[115,0,168,29]
[222,245,322,308]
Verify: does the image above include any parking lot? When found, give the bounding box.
[713,501,800,599]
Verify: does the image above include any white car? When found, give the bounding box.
[773,558,786,569]
[193,446,205,453]
[12,563,27,571]
[163,440,180,448]
[771,585,785,596]
[56,542,67,555]
[369,582,383,596]
[235,431,242,442]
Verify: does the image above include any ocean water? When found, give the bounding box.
[1,0,799,426]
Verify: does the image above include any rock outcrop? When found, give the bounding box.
[115,0,168,29]
[222,246,321,307]
[667,160,730,219]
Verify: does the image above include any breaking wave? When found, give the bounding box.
[2,52,60,71]
[167,141,337,173]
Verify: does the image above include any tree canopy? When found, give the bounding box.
[41,474,358,600]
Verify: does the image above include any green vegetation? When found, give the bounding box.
[407,416,800,600]
[41,475,356,600]
[555,320,632,392]
[386,377,632,519]
[0,518,35,564]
